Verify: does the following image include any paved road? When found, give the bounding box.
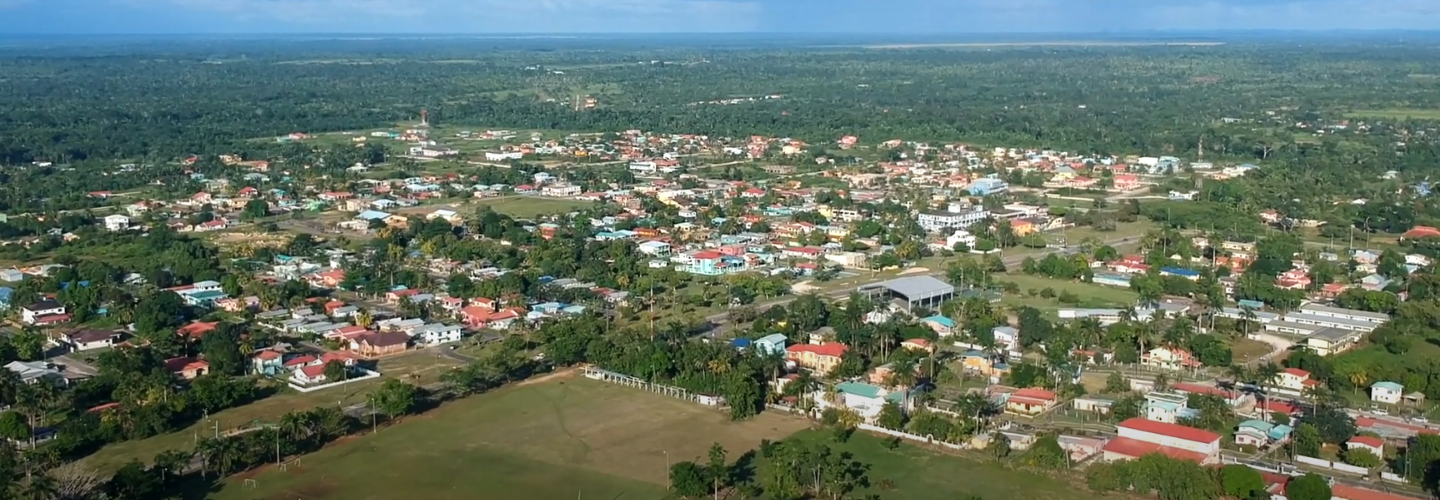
[1247,332,1296,365]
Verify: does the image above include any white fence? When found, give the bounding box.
[1296,455,1370,476]
[287,369,382,393]
[857,423,969,451]
[1381,472,1409,484]
[583,366,722,406]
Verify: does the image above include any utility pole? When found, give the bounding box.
[371,399,377,434]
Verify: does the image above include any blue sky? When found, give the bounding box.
[2,0,1439,34]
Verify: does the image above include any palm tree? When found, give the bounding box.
[1226,364,1251,386]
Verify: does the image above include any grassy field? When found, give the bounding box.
[209,374,811,500]
[1344,109,1440,120]
[785,430,1110,500]
[80,351,463,474]
[996,274,1139,313]
[1230,338,1275,364]
[473,196,595,219]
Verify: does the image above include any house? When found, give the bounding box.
[1005,388,1059,416]
[828,381,911,422]
[103,214,131,232]
[754,333,787,356]
[1346,435,1386,458]
[413,324,463,346]
[1141,346,1203,370]
[352,331,409,357]
[177,321,219,340]
[251,350,284,375]
[1235,419,1293,448]
[290,364,329,385]
[1072,396,1114,414]
[1371,381,1404,405]
[921,316,956,336]
[62,329,120,352]
[785,342,847,374]
[4,360,63,385]
[164,357,210,380]
[21,300,66,325]
[1102,418,1221,464]
[1273,367,1321,393]
[1144,392,1197,423]
[900,338,934,354]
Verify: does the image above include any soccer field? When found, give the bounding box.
[209,373,811,500]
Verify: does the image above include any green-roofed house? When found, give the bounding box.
[830,381,912,422]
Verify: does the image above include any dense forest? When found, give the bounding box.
[3,38,1440,166]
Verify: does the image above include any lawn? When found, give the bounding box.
[208,374,811,500]
[1230,337,1275,364]
[79,351,461,474]
[785,429,1110,500]
[473,196,595,219]
[996,274,1139,312]
[1344,109,1440,120]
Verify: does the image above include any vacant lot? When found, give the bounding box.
[211,375,811,500]
[997,273,1138,313]
[788,430,1110,500]
[474,196,594,218]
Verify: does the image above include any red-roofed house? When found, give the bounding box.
[1347,435,1385,457]
[1113,174,1140,190]
[326,325,370,340]
[900,338,933,354]
[385,289,422,304]
[292,364,329,385]
[1005,388,1059,416]
[786,343,848,374]
[177,321,220,339]
[164,357,210,379]
[1274,367,1321,393]
[1105,418,1221,464]
[307,269,347,288]
[283,355,319,370]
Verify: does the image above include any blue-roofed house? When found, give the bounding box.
[1159,267,1200,281]
[356,210,390,221]
[1235,419,1293,448]
[0,269,23,283]
[965,177,1009,196]
[754,333,787,356]
[921,315,955,336]
[531,302,565,315]
[0,286,12,310]
[730,338,752,350]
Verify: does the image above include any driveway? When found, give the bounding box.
[1247,332,1296,365]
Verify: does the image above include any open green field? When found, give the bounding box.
[997,274,1139,314]
[1344,109,1440,120]
[473,196,595,218]
[785,430,1109,500]
[80,351,463,474]
[209,374,811,500]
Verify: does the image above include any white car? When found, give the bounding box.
[1372,408,1389,416]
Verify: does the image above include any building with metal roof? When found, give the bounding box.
[856,276,955,310]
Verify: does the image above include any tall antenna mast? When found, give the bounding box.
[420,109,429,127]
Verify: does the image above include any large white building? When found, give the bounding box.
[916,203,990,233]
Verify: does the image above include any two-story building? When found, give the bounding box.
[785,342,848,374]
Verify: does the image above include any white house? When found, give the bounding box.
[103,214,131,232]
[1273,367,1320,393]
[820,381,911,423]
[1371,381,1404,405]
[485,151,524,162]
[21,300,66,325]
[62,329,120,352]
[541,184,582,198]
[412,323,463,346]
[290,364,328,385]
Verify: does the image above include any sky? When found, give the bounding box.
[2,0,1440,34]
